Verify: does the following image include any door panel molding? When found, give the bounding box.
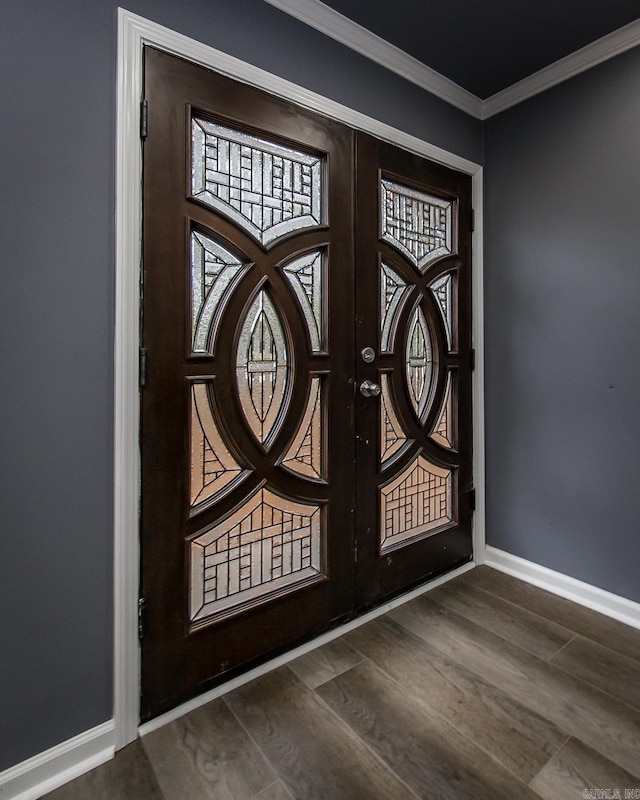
[115,8,484,749]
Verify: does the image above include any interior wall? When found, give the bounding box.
[0,0,482,772]
[484,46,640,604]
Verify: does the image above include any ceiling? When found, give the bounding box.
[317,0,640,99]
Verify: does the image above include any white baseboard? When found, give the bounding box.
[0,721,115,800]
[485,546,640,631]
[139,559,475,736]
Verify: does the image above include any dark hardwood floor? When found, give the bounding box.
[44,566,640,799]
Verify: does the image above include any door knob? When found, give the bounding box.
[360,380,381,397]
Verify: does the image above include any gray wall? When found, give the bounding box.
[0,0,481,771]
[484,46,640,604]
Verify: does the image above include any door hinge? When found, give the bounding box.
[470,208,476,232]
[138,598,147,640]
[139,348,148,387]
[140,100,149,140]
[464,484,476,511]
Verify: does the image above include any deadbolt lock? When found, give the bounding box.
[361,346,376,364]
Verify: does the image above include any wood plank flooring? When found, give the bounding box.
[44,566,640,799]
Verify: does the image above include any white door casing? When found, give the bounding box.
[115,7,485,747]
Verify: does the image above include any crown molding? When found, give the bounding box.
[264,0,640,120]
[481,17,640,118]
[263,0,482,117]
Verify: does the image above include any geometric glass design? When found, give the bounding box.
[380,373,410,466]
[380,454,453,553]
[429,272,453,350]
[190,383,247,510]
[192,118,323,246]
[406,305,435,423]
[189,486,323,623]
[236,290,289,448]
[380,262,409,354]
[381,179,453,272]
[191,231,248,354]
[282,250,324,353]
[431,370,455,450]
[282,376,324,480]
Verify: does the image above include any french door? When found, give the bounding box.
[140,48,473,720]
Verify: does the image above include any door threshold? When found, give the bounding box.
[138,559,475,737]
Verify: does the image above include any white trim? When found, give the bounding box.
[0,722,114,800]
[114,7,143,751]
[263,0,481,117]
[471,175,486,565]
[263,0,640,120]
[485,547,640,631]
[115,7,485,751]
[481,17,640,117]
[139,560,475,736]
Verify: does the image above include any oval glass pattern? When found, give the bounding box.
[236,290,290,447]
[405,305,435,422]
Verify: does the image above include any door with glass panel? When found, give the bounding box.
[140,48,473,721]
[140,48,355,719]
[353,133,474,609]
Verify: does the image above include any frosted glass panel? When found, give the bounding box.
[190,487,323,622]
[190,383,247,509]
[191,232,247,354]
[282,377,324,480]
[380,373,410,466]
[381,179,453,272]
[192,118,323,245]
[283,250,324,353]
[236,290,289,447]
[380,262,409,354]
[406,306,435,422]
[380,455,453,553]
[432,371,455,450]
[430,272,453,350]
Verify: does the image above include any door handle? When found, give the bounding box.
[360,380,381,398]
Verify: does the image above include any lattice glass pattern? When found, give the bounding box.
[381,179,453,272]
[192,118,323,245]
[190,383,247,509]
[237,290,289,447]
[430,272,453,350]
[190,487,323,622]
[406,305,435,422]
[380,262,409,354]
[380,455,453,553]
[282,250,324,353]
[380,373,410,466]
[191,232,248,354]
[432,371,455,449]
[282,377,324,480]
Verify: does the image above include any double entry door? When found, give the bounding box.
[140,47,474,720]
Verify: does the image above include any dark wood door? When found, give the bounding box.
[141,49,474,721]
[140,48,355,719]
[354,133,474,609]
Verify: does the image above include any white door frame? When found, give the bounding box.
[114,7,485,748]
